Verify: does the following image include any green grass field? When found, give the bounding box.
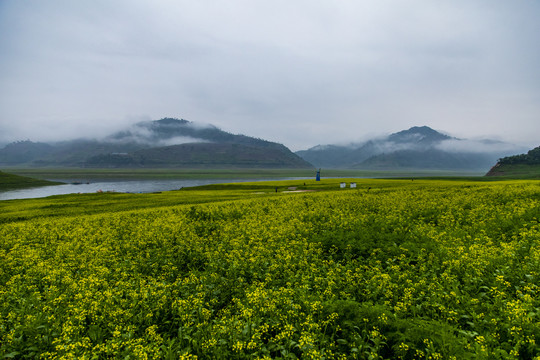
[1,178,539,359]
[486,164,540,179]
[0,171,63,191]
[4,167,485,181]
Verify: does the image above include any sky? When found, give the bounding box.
[0,1,539,151]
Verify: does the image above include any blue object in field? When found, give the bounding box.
[316,169,321,181]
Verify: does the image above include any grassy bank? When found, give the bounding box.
[0,171,63,191]
[486,164,540,179]
[4,168,318,181]
[4,167,485,182]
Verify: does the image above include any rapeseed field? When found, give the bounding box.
[0,180,539,359]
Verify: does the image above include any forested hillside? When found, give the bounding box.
[486,146,540,178]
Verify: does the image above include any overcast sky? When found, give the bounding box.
[1,1,539,151]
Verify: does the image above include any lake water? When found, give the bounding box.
[0,177,312,201]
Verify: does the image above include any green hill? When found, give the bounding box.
[0,171,63,191]
[486,146,540,178]
[85,142,313,168]
[0,118,313,169]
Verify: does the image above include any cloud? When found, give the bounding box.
[157,137,209,147]
[105,119,213,145]
[436,139,528,154]
[0,1,539,151]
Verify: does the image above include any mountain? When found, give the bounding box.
[296,126,525,171]
[107,118,272,146]
[387,126,453,144]
[486,146,540,178]
[85,143,311,168]
[0,118,313,169]
[0,141,55,165]
[357,149,495,170]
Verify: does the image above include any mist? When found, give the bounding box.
[435,139,528,155]
[1,1,539,151]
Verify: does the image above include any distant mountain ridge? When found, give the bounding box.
[296,126,525,171]
[0,118,313,169]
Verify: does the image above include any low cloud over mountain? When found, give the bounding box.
[296,126,527,171]
[0,118,313,169]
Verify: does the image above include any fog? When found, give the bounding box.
[435,139,527,154]
[1,1,539,151]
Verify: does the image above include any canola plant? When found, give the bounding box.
[0,180,539,359]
